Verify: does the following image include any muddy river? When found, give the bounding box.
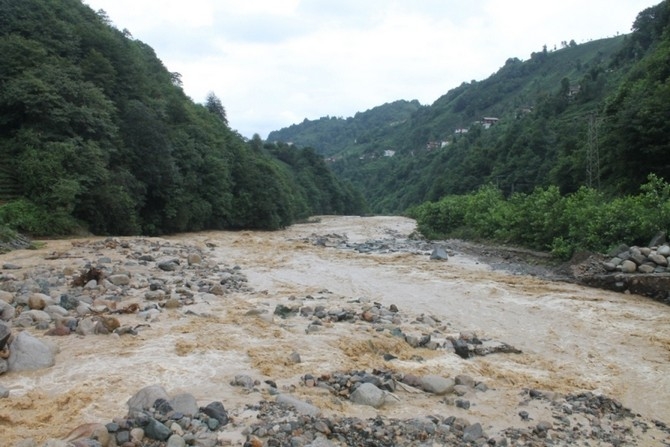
[0,215,668,445]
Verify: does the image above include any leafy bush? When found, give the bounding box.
[0,199,82,236]
[411,175,670,259]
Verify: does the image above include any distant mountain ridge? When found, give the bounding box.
[265,0,670,213]
[267,99,421,157]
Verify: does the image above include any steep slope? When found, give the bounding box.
[0,0,364,236]
[267,100,422,157]
[267,1,670,213]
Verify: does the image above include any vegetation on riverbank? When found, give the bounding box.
[408,174,670,259]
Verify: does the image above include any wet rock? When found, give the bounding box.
[187,253,202,265]
[276,394,322,417]
[288,351,301,364]
[8,331,56,372]
[274,304,298,318]
[170,393,199,417]
[430,246,449,260]
[455,374,475,387]
[145,417,171,441]
[462,422,484,442]
[127,385,170,416]
[452,338,470,359]
[202,401,229,426]
[0,290,13,304]
[2,263,21,270]
[108,274,131,286]
[0,384,9,397]
[0,322,10,350]
[166,434,186,447]
[231,374,256,389]
[158,260,179,272]
[59,294,80,311]
[28,293,50,310]
[0,301,14,321]
[419,375,455,395]
[349,382,386,408]
[456,399,471,409]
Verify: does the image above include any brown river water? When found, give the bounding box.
[0,215,669,445]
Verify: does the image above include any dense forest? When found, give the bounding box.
[0,0,364,238]
[268,1,670,215]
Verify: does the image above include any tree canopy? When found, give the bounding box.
[0,0,365,236]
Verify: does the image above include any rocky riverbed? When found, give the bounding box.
[0,216,669,446]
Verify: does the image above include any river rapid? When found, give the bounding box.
[0,215,669,445]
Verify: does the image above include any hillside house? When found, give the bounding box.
[482,117,500,129]
[384,150,396,157]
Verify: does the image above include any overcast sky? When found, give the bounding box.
[83,0,657,138]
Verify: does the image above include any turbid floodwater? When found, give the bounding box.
[0,215,669,445]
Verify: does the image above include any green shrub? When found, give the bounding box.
[0,199,82,236]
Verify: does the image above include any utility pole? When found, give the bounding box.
[586,113,601,189]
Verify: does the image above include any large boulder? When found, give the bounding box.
[349,382,386,408]
[276,394,322,416]
[419,375,455,395]
[8,331,57,372]
[127,384,170,416]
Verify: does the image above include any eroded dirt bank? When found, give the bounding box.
[0,216,669,446]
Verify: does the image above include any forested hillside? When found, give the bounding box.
[0,0,364,237]
[267,100,422,157]
[268,1,670,214]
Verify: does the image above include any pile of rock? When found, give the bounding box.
[296,369,486,411]
[274,299,522,360]
[0,237,251,378]
[603,243,670,274]
[52,383,668,447]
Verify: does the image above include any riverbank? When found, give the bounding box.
[1,216,668,446]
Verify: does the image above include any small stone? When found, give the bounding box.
[108,274,131,286]
[28,293,49,310]
[658,244,670,256]
[430,246,449,260]
[0,291,13,304]
[621,260,637,273]
[145,418,171,441]
[167,434,186,447]
[456,399,471,409]
[59,294,80,310]
[0,323,11,350]
[0,385,9,398]
[202,401,229,426]
[288,351,301,364]
[455,374,475,387]
[164,298,182,309]
[231,375,255,389]
[276,394,322,417]
[130,427,145,442]
[2,263,21,270]
[187,254,202,265]
[158,260,179,272]
[462,422,484,442]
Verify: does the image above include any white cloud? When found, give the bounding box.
[84,0,657,138]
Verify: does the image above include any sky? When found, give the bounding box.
[83,0,658,139]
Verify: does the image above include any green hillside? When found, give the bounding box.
[267,100,422,157]
[0,0,365,236]
[267,1,670,214]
